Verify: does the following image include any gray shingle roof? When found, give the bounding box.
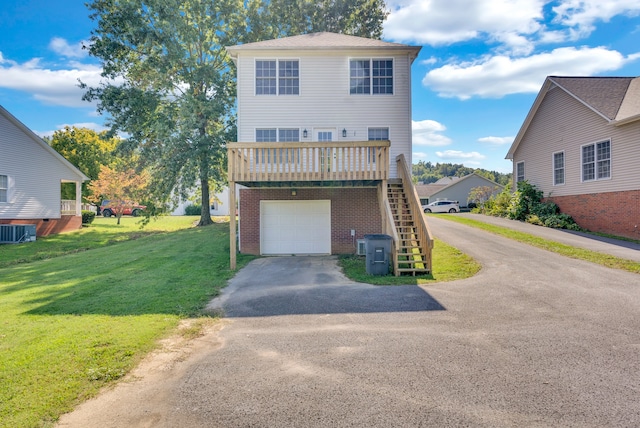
[549,76,634,120]
[227,32,420,53]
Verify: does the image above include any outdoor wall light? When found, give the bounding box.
[342,128,347,137]
[291,189,297,196]
[303,129,308,138]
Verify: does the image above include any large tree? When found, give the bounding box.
[83,0,388,226]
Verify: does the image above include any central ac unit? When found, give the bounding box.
[356,239,366,255]
[0,224,37,244]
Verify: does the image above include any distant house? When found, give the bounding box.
[506,76,640,239]
[170,187,234,216]
[0,105,88,236]
[225,32,433,275]
[416,174,502,207]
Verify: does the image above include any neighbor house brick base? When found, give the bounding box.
[547,190,640,240]
[0,215,82,237]
[239,187,382,255]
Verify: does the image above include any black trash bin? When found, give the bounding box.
[364,234,392,275]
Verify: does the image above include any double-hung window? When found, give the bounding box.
[256,129,277,163]
[582,140,610,181]
[279,129,300,163]
[350,59,393,95]
[0,174,7,202]
[516,161,525,183]
[553,151,565,185]
[368,128,389,163]
[256,128,301,163]
[256,60,299,95]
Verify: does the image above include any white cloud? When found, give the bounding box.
[0,53,103,107]
[412,119,452,146]
[49,37,87,58]
[435,150,486,164]
[422,46,637,99]
[553,0,640,39]
[385,0,545,53]
[412,151,428,160]
[478,136,514,145]
[35,122,109,138]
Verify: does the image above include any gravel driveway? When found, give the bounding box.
[59,217,640,427]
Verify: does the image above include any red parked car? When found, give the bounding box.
[99,200,146,217]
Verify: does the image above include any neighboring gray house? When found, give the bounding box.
[506,76,640,239]
[0,105,88,236]
[416,174,502,207]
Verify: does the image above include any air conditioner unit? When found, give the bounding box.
[356,239,366,255]
[0,224,37,244]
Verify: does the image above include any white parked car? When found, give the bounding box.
[422,200,460,213]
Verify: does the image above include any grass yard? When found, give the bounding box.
[0,216,254,428]
[339,239,480,285]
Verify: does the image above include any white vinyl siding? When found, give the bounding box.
[236,51,413,178]
[511,86,639,196]
[553,151,565,186]
[516,161,525,183]
[0,111,85,219]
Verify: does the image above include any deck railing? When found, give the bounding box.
[61,200,77,215]
[227,141,390,183]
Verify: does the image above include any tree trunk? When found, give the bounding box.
[198,177,214,226]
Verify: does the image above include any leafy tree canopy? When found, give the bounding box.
[83,0,389,226]
[413,161,512,186]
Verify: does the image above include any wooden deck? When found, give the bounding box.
[227,141,390,184]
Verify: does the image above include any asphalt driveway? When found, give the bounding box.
[59,217,640,427]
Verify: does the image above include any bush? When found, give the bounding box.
[81,210,96,224]
[184,204,201,216]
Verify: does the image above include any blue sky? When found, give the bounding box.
[1,1,639,173]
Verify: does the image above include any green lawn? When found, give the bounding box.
[0,216,480,427]
[0,216,254,428]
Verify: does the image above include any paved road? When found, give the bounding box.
[59,218,640,427]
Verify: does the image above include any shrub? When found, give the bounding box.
[526,214,544,226]
[184,204,201,216]
[81,210,96,224]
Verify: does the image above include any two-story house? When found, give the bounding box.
[226,32,432,275]
[506,76,640,239]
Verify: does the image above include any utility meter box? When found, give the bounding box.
[363,234,392,275]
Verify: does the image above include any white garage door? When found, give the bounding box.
[261,200,331,255]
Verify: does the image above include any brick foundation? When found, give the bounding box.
[0,216,83,237]
[239,187,382,255]
[547,190,640,240]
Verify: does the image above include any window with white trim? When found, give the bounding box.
[350,59,393,95]
[0,174,7,202]
[553,151,565,185]
[256,60,299,95]
[516,161,525,183]
[582,140,610,181]
[368,127,389,163]
[256,128,300,163]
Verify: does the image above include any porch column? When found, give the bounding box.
[229,181,237,270]
[75,181,82,216]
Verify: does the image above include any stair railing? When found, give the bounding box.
[396,154,434,272]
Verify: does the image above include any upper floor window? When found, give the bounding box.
[0,175,7,202]
[256,128,300,163]
[582,140,610,181]
[553,151,565,185]
[350,59,393,95]
[516,161,525,183]
[368,127,389,163]
[256,60,299,95]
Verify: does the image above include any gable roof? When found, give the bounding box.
[429,173,503,199]
[0,104,89,182]
[227,32,421,61]
[506,76,640,160]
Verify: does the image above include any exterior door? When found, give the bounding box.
[315,129,335,174]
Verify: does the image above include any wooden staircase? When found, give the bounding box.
[387,179,432,276]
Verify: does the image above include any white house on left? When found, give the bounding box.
[0,105,88,236]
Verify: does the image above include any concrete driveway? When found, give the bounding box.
[59,217,640,427]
